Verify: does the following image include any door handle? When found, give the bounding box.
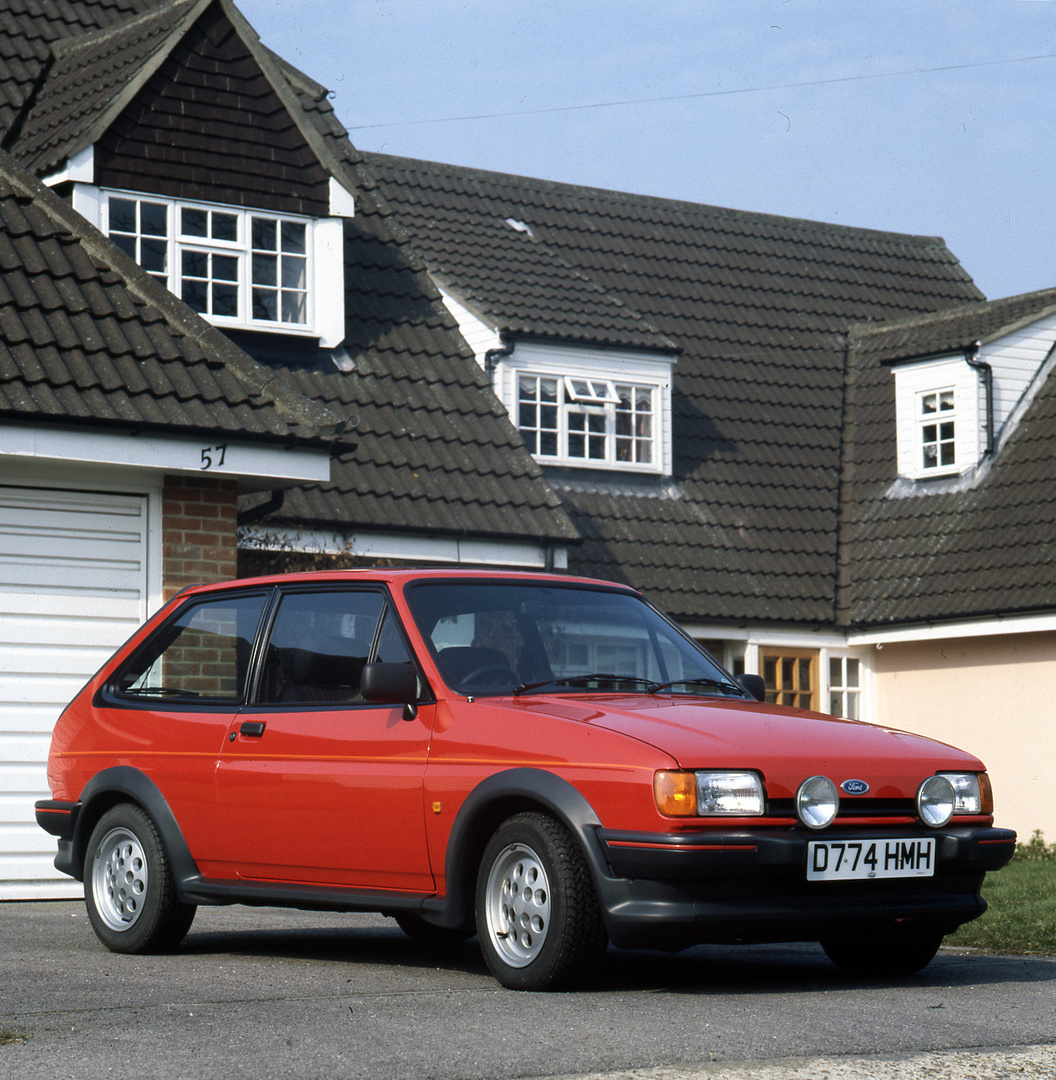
[238,721,267,738]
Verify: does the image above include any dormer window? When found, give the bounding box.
[919,388,956,470]
[890,355,980,481]
[97,189,345,345]
[518,374,657,466]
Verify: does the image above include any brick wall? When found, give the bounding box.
[162,475,239,600]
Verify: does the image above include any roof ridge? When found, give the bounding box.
[46,0,199,61]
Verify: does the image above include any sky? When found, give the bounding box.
[236,0,1056,302]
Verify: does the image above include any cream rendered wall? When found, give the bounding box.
[872,632,1056,842]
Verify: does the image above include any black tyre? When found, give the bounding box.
[821,930,944,976]
[475,811,607,990]
[84,803,196,954]
[393,912,474,945]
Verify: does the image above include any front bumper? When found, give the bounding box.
[593,825,1016,950]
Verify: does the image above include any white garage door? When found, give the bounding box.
[0,487,149,899]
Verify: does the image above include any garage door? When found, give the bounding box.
[0,487,149,899]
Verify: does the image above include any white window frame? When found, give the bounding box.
[918,387,957,472]
[496,343,675,475]
[78,188,345,346]
[892,356,980,480]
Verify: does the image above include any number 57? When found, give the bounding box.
[200,445,228,470]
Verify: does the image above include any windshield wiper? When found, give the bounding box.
[648,677,743,696]
[513,673,661,696]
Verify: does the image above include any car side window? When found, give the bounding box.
[257,590,385,705]
[115,592,267,703]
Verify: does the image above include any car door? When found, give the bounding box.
[210,586,435,892]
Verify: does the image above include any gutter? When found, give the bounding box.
[484,332,514,376]
[964,341,994,457]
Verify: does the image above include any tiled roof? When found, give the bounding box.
[242,111,579,545]
[12,0,199,177]
[359,153,984,624]
[0,0,157,137]
[843,288,1056,626]
[0,1,577,549]
[0,146,342,443]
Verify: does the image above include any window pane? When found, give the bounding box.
[830,657,841,684]
[846,658,860,687]
[281,220,307,254]
[252,217,277,250]
[140,202,167,237]
[141,238,167,273]
[212,212,237,242]
[921,393,937,414]
[112,233,137,259]
[182,208,208,237]
[182,279,207,312]
[109,198,137,233]
[213,283,238,317]
[182,249,208,277]
[282,256,306,290]
[253,252,277,286]
[258,590,385,705]
[253,288,278,321]
[116,593,266,702]
[213,255,239,282]
[939,390,955,411]
[281,290,306,323]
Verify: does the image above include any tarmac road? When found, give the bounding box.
[2,900,1054,1080]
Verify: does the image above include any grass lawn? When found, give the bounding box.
[947,832,1056,955]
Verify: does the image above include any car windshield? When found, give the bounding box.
[406,581,744,698]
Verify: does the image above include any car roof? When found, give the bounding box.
[178,568,638,598]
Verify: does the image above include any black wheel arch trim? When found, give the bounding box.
[420,767,613,931]
[63,767,201,899]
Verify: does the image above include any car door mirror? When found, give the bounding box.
[736,673,766,702]
[361,662,419,721]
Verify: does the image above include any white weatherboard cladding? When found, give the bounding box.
[0,487,150,899]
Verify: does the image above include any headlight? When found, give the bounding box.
[917,774,956,827]
[654,770,764,817]
[939,772,992,815]
[796,775,839,829]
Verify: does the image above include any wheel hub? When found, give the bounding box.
[484,842,551,968]
[92,827,148,931]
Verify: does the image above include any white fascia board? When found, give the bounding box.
[678,624,854,650]
[850,611,1056,646]
[241,525,569,570]
[329,177,355,218]
[40,145,95,186]
[1,424,330,484]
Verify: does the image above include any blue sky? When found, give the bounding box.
[238,0,1055,302]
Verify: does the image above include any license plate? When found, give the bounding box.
[806,838,936,881]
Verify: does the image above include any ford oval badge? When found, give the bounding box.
[841,779,869,796]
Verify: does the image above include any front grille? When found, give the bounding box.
[769,798,917,820]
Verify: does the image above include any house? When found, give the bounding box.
[1,0,1051,900]
[0,145,345,897]
[348,154,1056,840]
[0,0,576,897]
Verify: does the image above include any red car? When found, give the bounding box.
[36,570,1014,990]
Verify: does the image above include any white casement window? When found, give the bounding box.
[105,193,312,334]
[827,655,862,720]
[919,388,956,471]
[517,374,658,468]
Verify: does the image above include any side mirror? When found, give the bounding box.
[735,673,766,702]
[361,662,419,721]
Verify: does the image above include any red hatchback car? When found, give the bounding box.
[37,569,1015,989]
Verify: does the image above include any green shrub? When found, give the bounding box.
[1014,830,1056,862]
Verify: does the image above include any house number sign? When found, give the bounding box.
[200,444,229,470]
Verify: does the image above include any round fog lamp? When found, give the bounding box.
[796,775,839,829]
[917,774,956,827]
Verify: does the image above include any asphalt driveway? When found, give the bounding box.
[2,900,1055,1080]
